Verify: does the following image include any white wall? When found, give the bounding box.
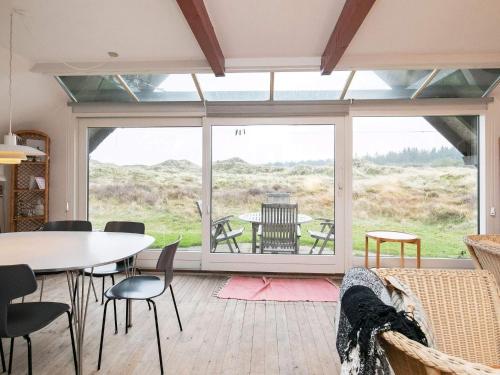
[0,45,73,225]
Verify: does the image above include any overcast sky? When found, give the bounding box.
[89,117,452,166]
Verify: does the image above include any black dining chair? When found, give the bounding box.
[37,220,93,302]
[0,264,77,375]
[97,237,183,375]
[85,221,145,305]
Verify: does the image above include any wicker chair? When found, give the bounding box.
[464,235,500,285]
[375,268,500,375]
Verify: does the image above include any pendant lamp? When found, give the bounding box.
[0,11,45,164]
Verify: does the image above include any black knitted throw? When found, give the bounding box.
[341,285,428,374]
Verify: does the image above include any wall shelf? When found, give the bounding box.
[9,130,50,232]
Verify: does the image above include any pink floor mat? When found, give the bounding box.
[216,276,339,302]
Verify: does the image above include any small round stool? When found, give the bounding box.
[365,231,421,268]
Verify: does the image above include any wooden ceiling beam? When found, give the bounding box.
[321,0,376,75]
[176,0,225,76]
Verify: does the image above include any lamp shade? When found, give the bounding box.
[0,134,45,157]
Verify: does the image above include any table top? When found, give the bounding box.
[365,230,419,242]
[0,231,155,272]
[239,212,313,224]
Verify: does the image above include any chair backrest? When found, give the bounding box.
[104,221,145,234]
[0,264,37,337]
[266,192,291,204]
[156,236,182,287]
[42,220,92,231]
[195,200,202,218]
[375,268,500,366]
[260,203,298,252]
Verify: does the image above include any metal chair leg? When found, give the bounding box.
[113,300,118,334]
[23,336,32,375]
[101,277,105,305]
[146,300,152,311]
[66,312,77,374]
[125,300,129,334]
[90,278,98,303]
[1,338,6,373]
[39,276,46,302]
[8,338,14,374]
[97,299,111,370]
[170,285,183,331]
[149,300,164,375]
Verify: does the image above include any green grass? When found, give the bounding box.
[88,158,477,257]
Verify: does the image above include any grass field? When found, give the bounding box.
[89,157,477,258]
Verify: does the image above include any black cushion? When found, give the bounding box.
[5,302,69,338]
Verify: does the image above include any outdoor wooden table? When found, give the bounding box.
[239,212,313,253]
[0,231,154,374]
[365,230,421,268]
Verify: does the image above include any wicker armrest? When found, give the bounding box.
[380,331,500,375]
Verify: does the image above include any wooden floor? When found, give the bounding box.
[3,273,340,375]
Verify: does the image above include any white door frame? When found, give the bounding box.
[202,116,348,274]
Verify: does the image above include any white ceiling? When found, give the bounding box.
[0,0,499,71]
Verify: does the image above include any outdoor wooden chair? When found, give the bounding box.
[266,192,291,204]
[308,218,335,254]
[259,203,300,254]
[195,201,244,253]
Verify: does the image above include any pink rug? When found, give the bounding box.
[217,276,339,302]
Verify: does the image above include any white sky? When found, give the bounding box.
[89,117,452,166]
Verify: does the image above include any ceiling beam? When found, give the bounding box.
[321,0,376,75]
[176,0,225,76]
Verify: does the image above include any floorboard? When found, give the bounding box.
[3,273,340,374]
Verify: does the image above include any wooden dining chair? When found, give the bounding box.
[97,237,183,375]
[0,264,77,375]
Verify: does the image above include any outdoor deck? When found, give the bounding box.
[179,244,336,255]
[7,273,341,375]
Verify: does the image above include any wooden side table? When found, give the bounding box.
[365,231,421,268]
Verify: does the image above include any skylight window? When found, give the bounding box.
[345,70,432,99]
[419,68,500,98]
[59,75,134,102]
[196,73,270,101]
[274,71,351,100]
[121,74,200,101]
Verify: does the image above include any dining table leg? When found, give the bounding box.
[66,268,94,375]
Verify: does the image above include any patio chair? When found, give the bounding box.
[195,200,244,253]
[375,268,500,375]
[308,218,335,254]
[464,234,500,285]
[259,203,300,254]
[266,192,291,204]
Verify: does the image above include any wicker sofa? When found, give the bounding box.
[375,268,500,375]
[464,234,500,285]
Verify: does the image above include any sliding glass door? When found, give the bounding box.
[203,118,347,273]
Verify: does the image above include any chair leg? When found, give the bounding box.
[149,300,164,375]
[101,277,105,305]
[170,285,183,331]
[125,300,129,334]
[66,312,77,374]
[97,299,111,370]
[23,336,32,375]
[309,239,319,254]
[8,338,13,374]
[146,300,152,311]
[318,238,330,255]
[113,300,118,334]
[1,338,6,373]
[90,278,98,303]
[232,237,240,252]
[39,275,46,302]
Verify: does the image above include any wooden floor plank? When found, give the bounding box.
[5,273,339,375]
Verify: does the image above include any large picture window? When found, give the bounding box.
[87,126,202,250]
[352,116,479,258]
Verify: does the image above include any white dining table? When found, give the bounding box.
[0,231,154,375]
